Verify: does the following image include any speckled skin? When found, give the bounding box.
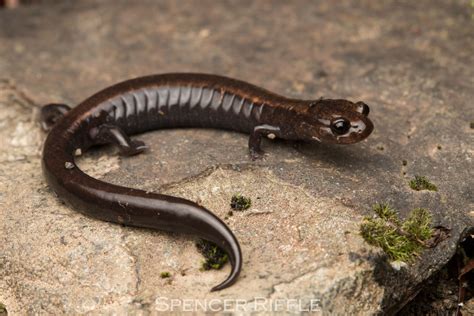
[40,73,373,291]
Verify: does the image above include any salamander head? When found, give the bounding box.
[298,99,374,144]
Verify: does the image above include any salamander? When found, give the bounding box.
[40,73,374,291]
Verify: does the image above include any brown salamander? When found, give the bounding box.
[40,73,374,291]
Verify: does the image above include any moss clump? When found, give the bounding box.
[160,272,171,278]
[0,303,6,315]
[230,194,252,211]
[409,175,438,191]
[372,203,401,223]
[360,203,434,263]
[402,208,433,242]
[196,239,228,270]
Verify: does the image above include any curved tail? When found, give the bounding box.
[209,230,242,291]
[42,129,242,291]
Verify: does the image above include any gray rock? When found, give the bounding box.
[0,0,472,314]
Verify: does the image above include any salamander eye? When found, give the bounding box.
[331,118,351,135]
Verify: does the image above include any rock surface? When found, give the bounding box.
[0,0,473,314]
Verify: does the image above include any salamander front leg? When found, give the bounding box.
[40,103,71,131]
[91,124,147,156]
[248,125,281,160]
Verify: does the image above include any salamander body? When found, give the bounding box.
[41,73,374,291]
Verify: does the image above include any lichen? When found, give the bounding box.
[230,193,252,210]
[409,175,438,191]
[360,203,434,263]
[196,239,228,270]
[160,272,171,278]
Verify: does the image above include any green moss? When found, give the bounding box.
[372,203,400,223]
[0,303,6,315]
[196,239,228,270]
[402,208,433,241]
[230,194,252,211]
[160,272,171,278]
[409,175,438,191]
[360,203,434,263]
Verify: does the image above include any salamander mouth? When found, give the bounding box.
[352,118,374,142]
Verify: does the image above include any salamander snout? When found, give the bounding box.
[356,101,370,116]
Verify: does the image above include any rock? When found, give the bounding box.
[0,0,472,314]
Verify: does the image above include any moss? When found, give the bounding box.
[470,122,474,129]
[230,194,252,211]
[372,203,400,223]
[196,239,228,270]
[402,160,407,166]
[0,303,6,315]
[360,203,434,263]
[160,272,171,278]
[409,175,438,191]
[402,208,433,241]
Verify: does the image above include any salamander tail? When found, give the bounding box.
[210,234,242,291]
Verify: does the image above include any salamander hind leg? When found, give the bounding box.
[40,103,71,131]
[90,124,148,156]
[248,125,281,160]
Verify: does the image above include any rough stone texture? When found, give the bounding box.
[0,0,473,314]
